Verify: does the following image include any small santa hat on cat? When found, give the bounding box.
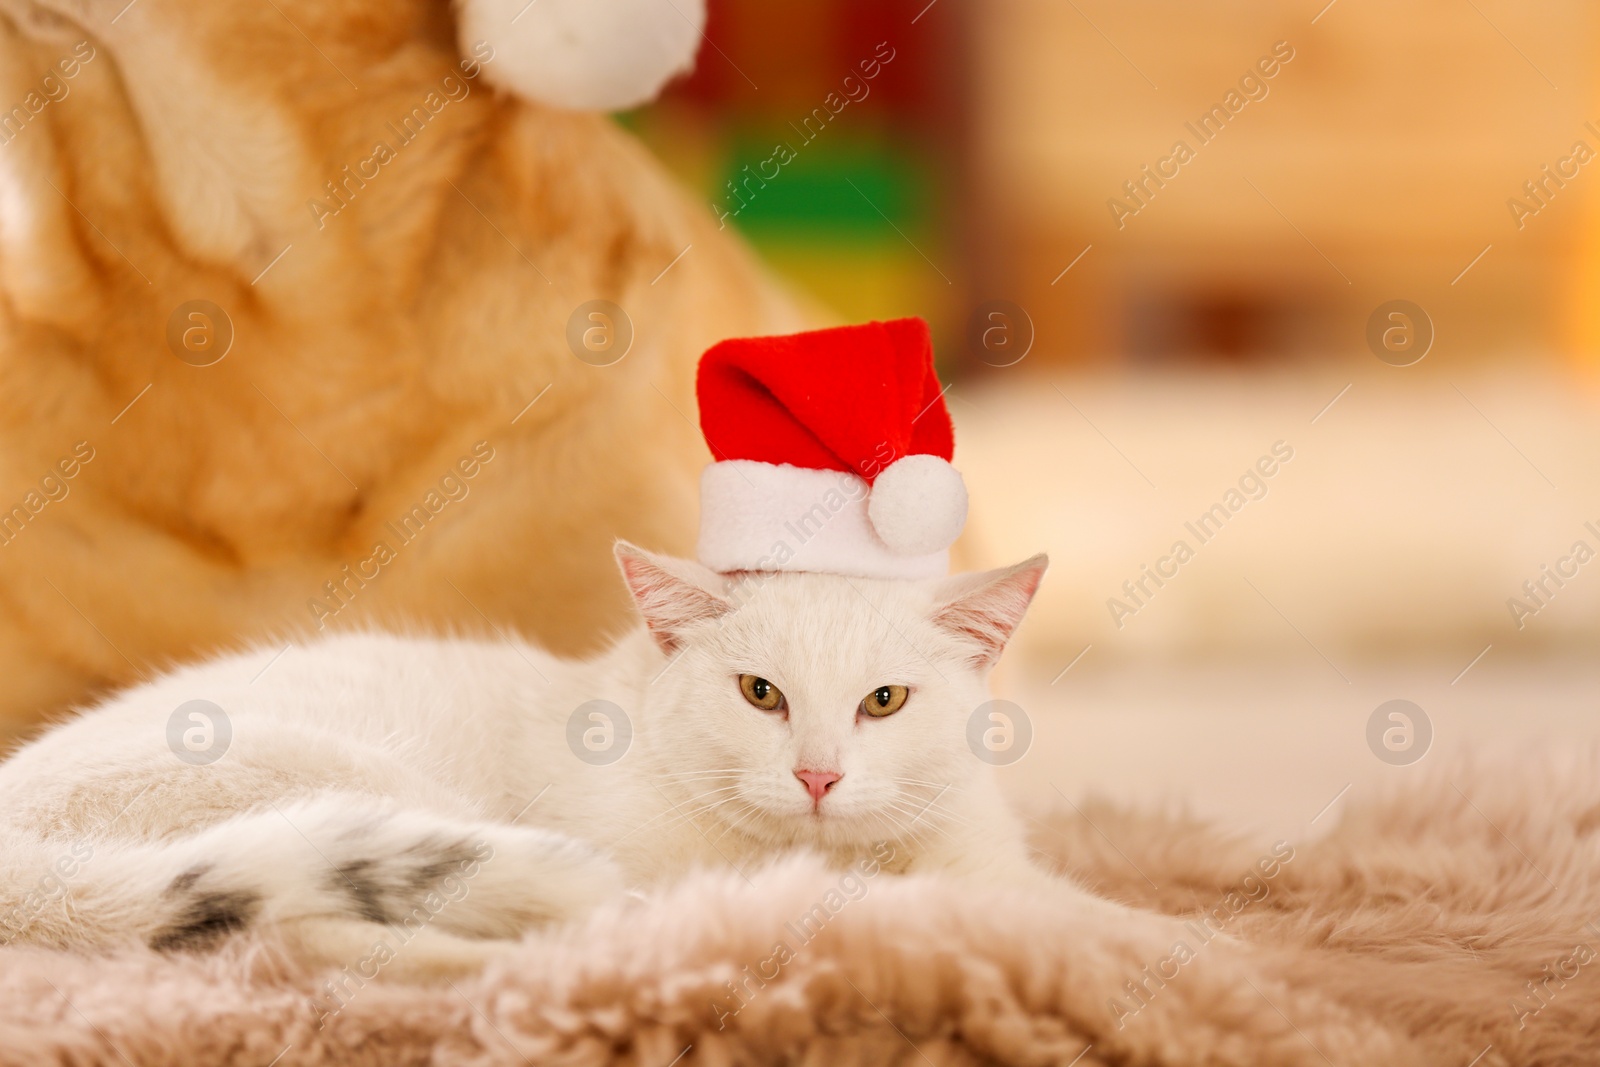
[457,0,707,112]
[695,317,968,580]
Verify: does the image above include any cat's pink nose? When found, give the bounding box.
[794,768,842,804]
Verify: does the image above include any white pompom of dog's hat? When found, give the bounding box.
[457,0,706,111]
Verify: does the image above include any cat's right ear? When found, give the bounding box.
[613,542,734,655]
[930,554,1049,671]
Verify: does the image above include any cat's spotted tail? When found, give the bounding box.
[0,796,622,967]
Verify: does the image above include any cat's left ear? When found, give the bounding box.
[930,555,1049,670]
[614,541,734,655]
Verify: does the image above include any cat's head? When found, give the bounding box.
[614,543,1046,854]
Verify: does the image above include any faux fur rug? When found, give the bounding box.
[3,753,1598,1067]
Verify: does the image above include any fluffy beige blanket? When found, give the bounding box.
[2,754,1596,1066]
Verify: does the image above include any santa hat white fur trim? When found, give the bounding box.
[457,0,706,111]
[697,461,959,581]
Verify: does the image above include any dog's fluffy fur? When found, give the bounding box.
[0,751,1596,1065]
[0,0,809,740]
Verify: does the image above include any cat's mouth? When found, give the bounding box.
[691,790,846,841]
[763,797,889,846]
[665,776,887,849]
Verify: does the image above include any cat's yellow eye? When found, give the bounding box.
[739,674,786,711]
[861,685,909,718]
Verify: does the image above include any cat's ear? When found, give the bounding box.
[614,541,734,655]
[930,555,1049,670]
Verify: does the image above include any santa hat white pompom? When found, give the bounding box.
[867,455,969,557]
[457,0,706,111]
[694,318,969,581]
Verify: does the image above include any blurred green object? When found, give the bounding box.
[716,133,923,234]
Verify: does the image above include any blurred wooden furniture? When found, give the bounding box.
[969,0,1598,366]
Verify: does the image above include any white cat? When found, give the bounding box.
[0,544,1106,973]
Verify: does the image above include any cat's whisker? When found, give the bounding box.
[889,790,960,806]
[649,790,749,837]
[892,793,973,830]
[883,801,956,840]
[657,788,742,822]
[883,784,971,839]
[654,775,742,792]
[872,804,932,850]
[885,794,963,840]
[652,776,740,793]
[893,805,965,832]
[668,782,740,798]
[616,785,742,841]
[652,775,742,789]
[685,793,767,846]
[709,800,762,844]
[891,776,965,791]
[865,811,908,851]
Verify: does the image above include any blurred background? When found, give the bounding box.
[630,0,1600,839]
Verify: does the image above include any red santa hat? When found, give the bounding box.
[695,318,968,580]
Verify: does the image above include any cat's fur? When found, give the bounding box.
[0,0,809,742]
[0,544,1107,974]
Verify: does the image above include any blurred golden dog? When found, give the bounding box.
[0,0,809,740]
